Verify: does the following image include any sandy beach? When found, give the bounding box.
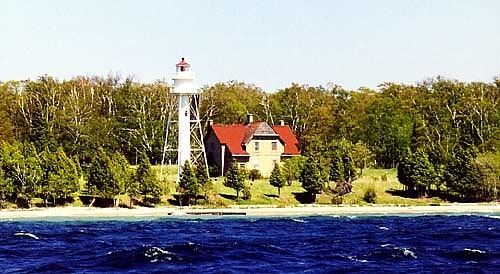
[1,203,499,219]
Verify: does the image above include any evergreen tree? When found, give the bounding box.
[0,161,13,207]
[88,147,120,199]
[195,163,215,200]
[409,149,436,197]
[178,161,201,204]
[224,161,246,198]
[40,147,79,206]
[300,157,325,196]
[195,163,210,186]
[269,164,286,196]
[329,156,344,183]
[134,151,162,204]
[397,151,414,191]
[110,151,131,205]
[397,149,436,197]
[444,147,480,201]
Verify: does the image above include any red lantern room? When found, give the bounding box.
[176,57,190,72]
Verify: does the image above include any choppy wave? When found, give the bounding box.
[14,231,40,240]
[0,215,499,273]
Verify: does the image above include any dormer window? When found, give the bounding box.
[254,142,259,152]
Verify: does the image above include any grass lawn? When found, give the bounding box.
[213,177,304,206]
[152,166,439,206]
[341,169,430,206]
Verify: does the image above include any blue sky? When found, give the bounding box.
[1,0,499,92]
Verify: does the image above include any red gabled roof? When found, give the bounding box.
[209,122,301,156]
[210,124,248,155]
[272,125,301,155]
[242,122,266,144]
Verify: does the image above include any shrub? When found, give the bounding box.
[242,184,252,200]
[381,174,388,182]
[429,197,441,206]
[248,169,262,181]
[331,195,342,205]
[208,165,220,177]
[363,187,377,203]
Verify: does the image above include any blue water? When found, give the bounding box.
[1,214,499,273]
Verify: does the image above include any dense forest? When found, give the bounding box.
[0,75,499,206]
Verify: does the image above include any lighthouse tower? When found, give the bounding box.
[162,58,208,181]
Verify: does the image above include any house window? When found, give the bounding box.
[239,163,246,169]
[272,141,277,151]
[253,159,260,169]
[254,142,259,152]
[272,159,278,166]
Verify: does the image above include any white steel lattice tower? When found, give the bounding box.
[160,58,208,181]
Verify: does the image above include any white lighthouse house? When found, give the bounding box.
[164,57,207,181]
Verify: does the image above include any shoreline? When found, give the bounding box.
[1,203,499,219]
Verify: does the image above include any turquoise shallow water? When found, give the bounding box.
[1,214,499,273]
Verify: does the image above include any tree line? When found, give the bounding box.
[0,75,499,204]
[0,141,166,208]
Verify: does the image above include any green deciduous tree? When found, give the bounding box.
[282,156,307,185]
[351,141,373,176]
[0,141,42,207]
[200,81,267,125]
[0,82,16,141]
[475,152,500,201]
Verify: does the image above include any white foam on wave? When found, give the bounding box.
[402,248,417,259]
[292,219,306,223]
[14,232,39,240]
[486,215,500,219]
[144,246,179,262]
[347,256,368,263]
[379,226,389,230]
[390,246,418,259]
[464,248,486,254]
[380,244,391,247]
